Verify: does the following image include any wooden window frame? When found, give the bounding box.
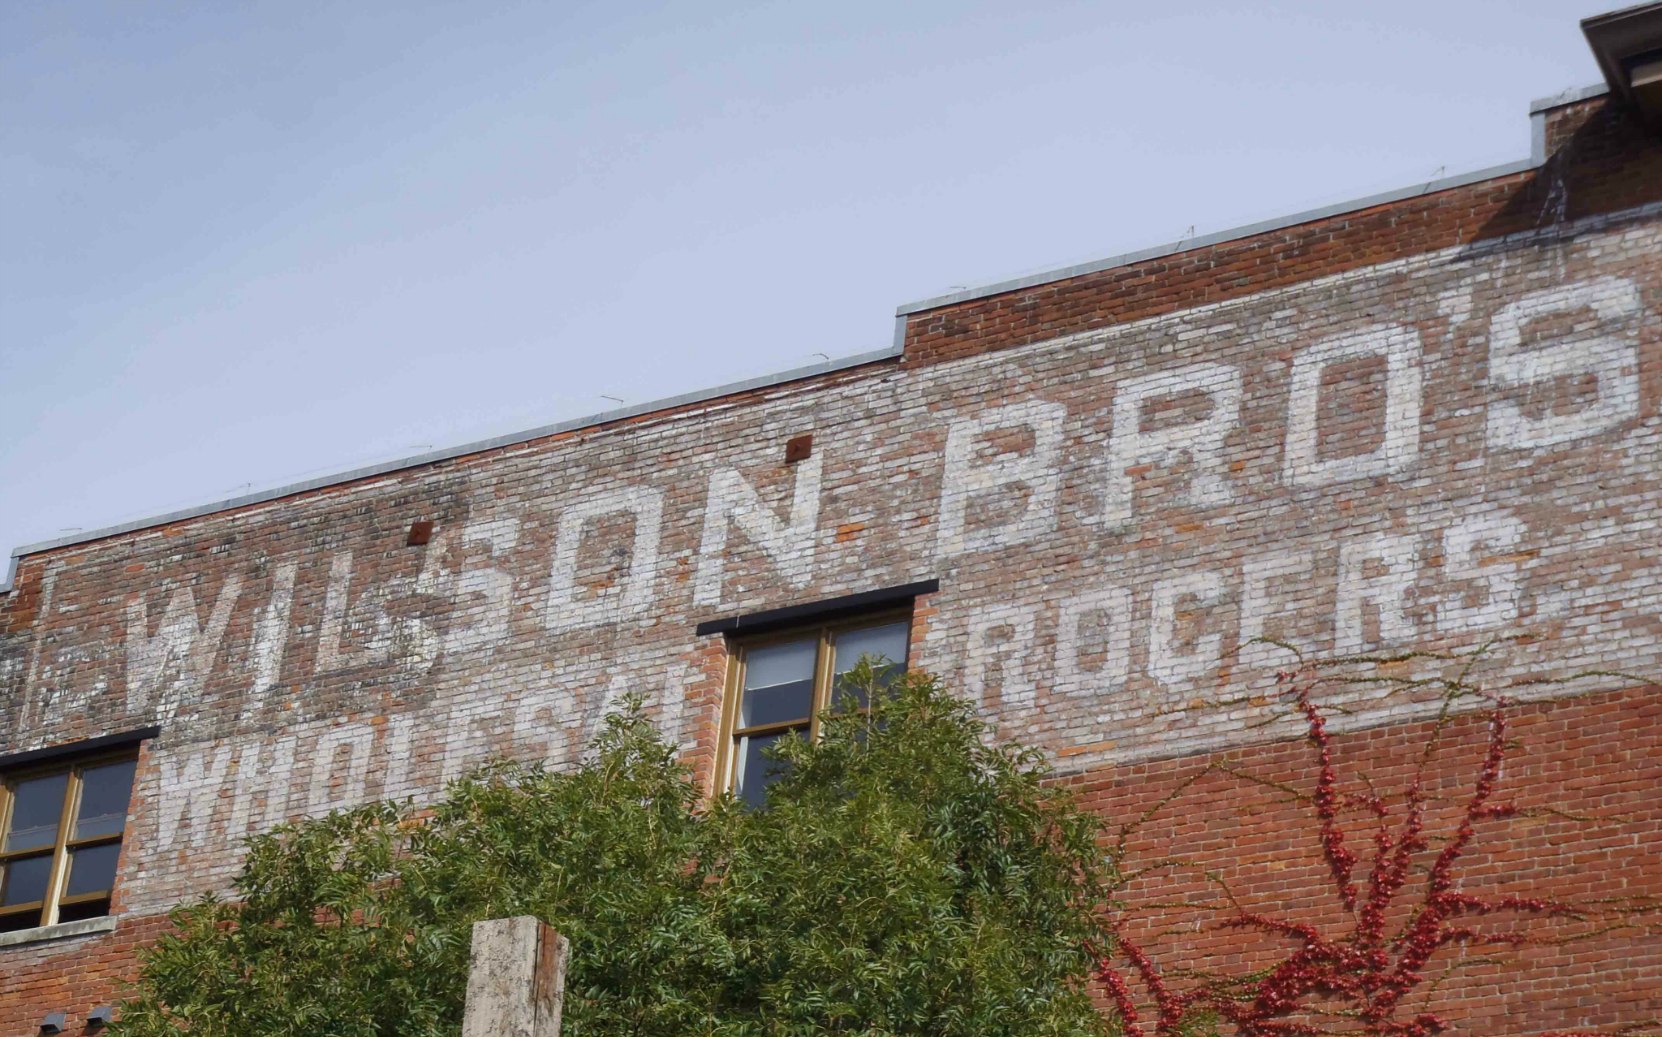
[714,607,912,800]
[0,749,136,932]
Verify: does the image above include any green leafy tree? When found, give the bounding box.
[113,666,1117,1037]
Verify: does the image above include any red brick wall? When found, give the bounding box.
[1,919,164,1035]
[1070,684,1662,1033]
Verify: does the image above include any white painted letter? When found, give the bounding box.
[936,400,1066,557]
[125,575,244,718]
[694,452,822,607]
[1284,324,1422,485]
[548,489,662,631]
[249,561,298,702]
[1487,277,1643,449]
[511,688,570,768]
[1437,508,1526,635]
[446,515,522,653]
[237,734,298,836]
[1054,585,1133,696]
[963,604,1038,712]
[304,722,377,816]
[963,598,1037,711]
[316,551,392,674]
[1335,534,1419,653]
[1103,362,1241,527]
[152,743,236,852]
[1148,570,1226,688]
[1238,550,1315,671]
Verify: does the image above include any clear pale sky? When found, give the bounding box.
[0,1,1603,568]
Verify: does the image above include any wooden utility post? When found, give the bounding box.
[461,917,569,1037]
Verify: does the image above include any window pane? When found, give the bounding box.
[74,759,137,840]
[732,729,796,809]
[0,853,53,908]
[0,910,43,933]
[3,772,68,852]
[831,621,910,710]
[64,842,122,898]
[56,898,112,924]
[739,638,818,728]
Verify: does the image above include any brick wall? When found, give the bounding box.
[1073,684,1662,1031]
[2,92,1659,1032]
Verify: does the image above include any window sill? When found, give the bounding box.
[0,915,118,948]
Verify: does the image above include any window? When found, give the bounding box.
[0,753,137,932]
[719,613,911,808]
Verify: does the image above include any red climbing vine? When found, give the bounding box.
[1094,655,1658,1037]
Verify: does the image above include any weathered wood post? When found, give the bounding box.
[461,916,569,1037]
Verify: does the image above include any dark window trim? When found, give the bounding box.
[0,727,160,772]
[694,579,938,638]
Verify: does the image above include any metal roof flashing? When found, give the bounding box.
[1529,82,1613,114]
